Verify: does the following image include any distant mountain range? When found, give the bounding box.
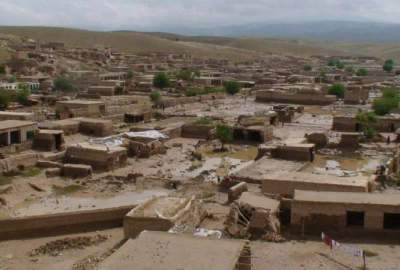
[153,21,400,43]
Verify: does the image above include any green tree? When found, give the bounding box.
[127,70,134,80]
[153,72,170,89]
[328,83,346,98]
[372,88,400,115]
[383,59,395,73]
[176,69,198,81]
[8,75,16,83]
[0,91,10,110]
[356,111,377,139]
[303,65,312,71]
[216,124,233,151]
[149,91,162,104]
[0,65,5,75]
[54,76,74,92]
[16,88,30,106]
[356,68,368,76]
[224,81,240,95]
[345,66,354,73]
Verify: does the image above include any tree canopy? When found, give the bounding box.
[356,111,377,139]
[149,90,162,104]
[356,68,368,76]
[373,88,400,115]
[383,59,395,73]
[216,124,233,150]
[328,83,346,98]
[54,76,74,92]
[224,81,240,95]
[153,72,170,89]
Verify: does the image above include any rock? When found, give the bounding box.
[0,185,13,195]
[0,197,7,206]
[29,182,46,192]
[45,168,61,178]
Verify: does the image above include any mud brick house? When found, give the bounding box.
[333,115,400,133]
[99,72,127,81]
[123,196,205,238]
[33,129,65,152]
[124,109,152,123]
[291,190,400,237]
[99,231,251,270]
[256,89,337,105]
[261,172,371,198]
[64,143,127,171]
[0,120,37,149]
[78,118,113,137]
[56,100,106,119]
[87,85,116,96]
[0,111,34,121]
[344,85,369,105]
[125,130,167,158]
[271,143,315,162]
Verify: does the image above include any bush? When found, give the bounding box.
[383,59,395,73]
[54,76,74,92]
[372,88,400,115]
[356,111,377,139]
[0,65,5,75]
[345,66,354,73]
[328,59,344,69]
[149,91,161,104]
[328,83,345,98]
[176,69,199,81]
[356,68,368,76]
[127,70,134,80]
[224,81,240,95]
[0,91,10,110]
[303,65,312,71]
[16,88,30,106]
[216,124,233,150]
[153,72,170,89]
[8,75,16,83]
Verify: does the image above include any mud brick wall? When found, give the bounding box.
[123,217,173,239]
[291,201,400,238]
[262,179,368,198]
[256,90,337,105]
[181,124,215,139]
[0,205,135,240]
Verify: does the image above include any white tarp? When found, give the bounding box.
[125,130,168,140]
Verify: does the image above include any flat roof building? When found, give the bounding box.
[99,231,251,270]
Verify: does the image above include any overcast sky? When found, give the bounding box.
[1,0,400,31]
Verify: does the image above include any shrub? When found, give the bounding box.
[383,59,395,73]
[149,91,161,104]
[328,83,346,98]
[54,76,74,92]
[0,91,10,110]
[153,72,170,89]
[372,88,400,115]
[356,68,368,76]
[16,88,30,106]
[303,65,312,71]
[224,81,240,95]
[216,124,233,150]
[356,111,377,139]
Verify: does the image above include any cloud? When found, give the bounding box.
[0,0,399,31]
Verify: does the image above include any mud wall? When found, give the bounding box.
[262,180,368,197]
[0,205,135,240]
[123,217,173,239]
[291,201,400,237]
[256,90,336,105]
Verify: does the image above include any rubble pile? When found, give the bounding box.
[224,192,282,241]
[30,234,109,257]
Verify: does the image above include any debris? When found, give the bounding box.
[30,234,109,257]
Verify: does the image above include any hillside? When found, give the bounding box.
[0,26,262,61]
[1,26,400,62]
